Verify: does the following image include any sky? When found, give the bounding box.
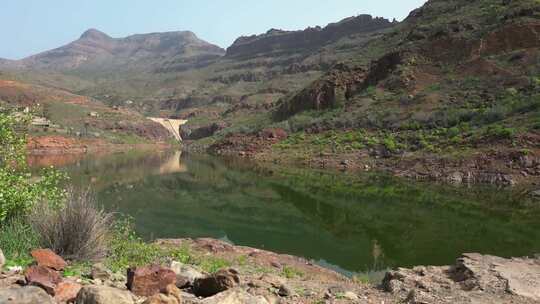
[0,0,427,60]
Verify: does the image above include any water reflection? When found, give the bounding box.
[50,150,540,277]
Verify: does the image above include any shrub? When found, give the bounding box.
[0,112,66,224]
[106,216,165,272]
[484,125,516,139]
[0,216,39,265]
[30,189,113,261]
[382,135,398,152]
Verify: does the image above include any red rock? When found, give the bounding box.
[127,265,177,297]
[25,265,62,295]
[31,249,68,271]
[54,281,82,303]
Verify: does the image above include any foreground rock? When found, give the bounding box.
[75,285,135,304]
[384,253,540,303]
[54,281,82,303]
[143,284,183,304]
[90,263,113,281]
[0,286,55,304]
[31,249,68,271]
[193,268,240,297]
[169,261,205,288]
[25,265,62,295]
[199,288,269,304]
[127,265,176,297]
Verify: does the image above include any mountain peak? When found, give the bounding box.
[80,29,111,40]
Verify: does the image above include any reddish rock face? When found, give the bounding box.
[25,265,62,295]
[54,281,82,303]
[31,249,68,271]
[127,265,177,297]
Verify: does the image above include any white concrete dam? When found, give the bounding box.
[148,117,187,141]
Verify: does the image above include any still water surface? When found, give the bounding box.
[31,150,540,277]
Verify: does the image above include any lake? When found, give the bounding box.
[30,150,540,278]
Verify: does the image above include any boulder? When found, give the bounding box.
[277,284,293,297]
[383,253,540,303]
[54,281,82,303]
[127,265,176,297]
[90,263,112,281]
[75,285,135,304]
[25,265,62,295]
[143,284,182,304]
[169,261,205,288]
[0,248,5,269]
[193,268,240,297]
[200,288,269,304]
[31,249,67,271]
[185,123,226,140]
[0,286,55,304]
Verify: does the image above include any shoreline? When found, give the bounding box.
[2,237,539,303]
[26,135,175,168]
[185,137,540,190]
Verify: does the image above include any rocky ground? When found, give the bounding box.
[1,238,539,304]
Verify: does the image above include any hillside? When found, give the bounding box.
[207,0,540,186]
[0,79,170,152]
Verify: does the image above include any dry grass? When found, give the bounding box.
[30,188,113,261]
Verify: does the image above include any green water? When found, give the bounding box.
[49,150,540,277]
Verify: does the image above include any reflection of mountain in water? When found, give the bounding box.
[61,152,540,275]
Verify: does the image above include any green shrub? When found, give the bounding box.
[106,217,164,272]
[382,135,398,152]
[0,112,67,224]
[484,125,516,139]
[281,265,304,279]
[0,217,39,265]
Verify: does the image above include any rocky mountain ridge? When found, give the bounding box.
[7,29,225,71]
[226,14,396,58]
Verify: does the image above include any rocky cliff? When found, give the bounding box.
[226,15,396,58]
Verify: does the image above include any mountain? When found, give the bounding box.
[1,0,539,185]
[208,0,540,186]
[15,29,225,71]
[226,14,396,58]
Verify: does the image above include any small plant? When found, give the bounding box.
[426,83,441,92]
[352,273,371,284]
[106,217,164,272]
[30,188,114,261]
[0,217,39,265]
[484,125,516,140]
[197,257,232,273]
[281,265,304,279]
[382,135,398,153]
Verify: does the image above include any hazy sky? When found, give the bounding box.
[0,0,427,60]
